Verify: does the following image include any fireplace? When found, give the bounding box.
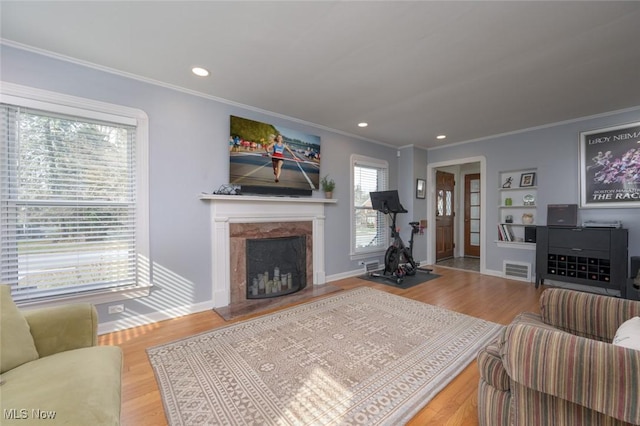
[229,221,312,305]
[246,235,307,299]
[200,194,335,308]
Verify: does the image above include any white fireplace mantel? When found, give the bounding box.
[200,194,337,307]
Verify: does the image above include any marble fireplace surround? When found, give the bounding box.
[200,194,337,308]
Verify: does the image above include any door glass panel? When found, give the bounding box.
[470,178,480,192]
[470,206,480,219]
[470,233,480,245]
[437,190,444,216]
[470,193,479,206]
[445,190,452,216]
[471,219,480,232]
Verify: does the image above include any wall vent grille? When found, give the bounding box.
[363,260,380,273]
[503,261,532,282]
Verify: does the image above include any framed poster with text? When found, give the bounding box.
[579,121,640,208]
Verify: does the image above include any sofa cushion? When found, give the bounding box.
[503,323,640,424]
[613,316,640,351]
[0,285,39,374]
[0,345,122,425]
[540,288,640,342]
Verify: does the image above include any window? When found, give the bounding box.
[0,83,149,305]
[351,155,389,256]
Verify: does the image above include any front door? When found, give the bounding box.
[436,171,455,261]
[464,173,481,257]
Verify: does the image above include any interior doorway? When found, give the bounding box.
[435,170,455,261]
[426,157,486,274]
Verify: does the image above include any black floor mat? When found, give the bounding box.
[358,268,441,289]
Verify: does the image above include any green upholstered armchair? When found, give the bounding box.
[477,288,640,426]
[0,285,123,425]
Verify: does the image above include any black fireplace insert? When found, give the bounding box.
[246,235,307,299]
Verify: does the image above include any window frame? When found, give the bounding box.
[350,154,389,259]
[0,82,151,308]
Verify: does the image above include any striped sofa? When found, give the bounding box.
[478,288,640,425]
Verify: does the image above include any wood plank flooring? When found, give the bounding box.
[98,266,544,426]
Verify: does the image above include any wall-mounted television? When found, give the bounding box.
[229,116,321,196]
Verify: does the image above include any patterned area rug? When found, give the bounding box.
[148,287,503,425]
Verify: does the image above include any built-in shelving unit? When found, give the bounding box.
[496,168,537,250]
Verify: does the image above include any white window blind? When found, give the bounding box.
[352,156,388,255]
[0,104,140,303]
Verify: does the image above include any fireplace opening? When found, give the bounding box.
[246,235,307,299]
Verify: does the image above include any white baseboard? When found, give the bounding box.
[97,270,365,335]
[326,261,433,283]
[483,267,533,284]
[483,268,503,278]
[98,266,529,335]
[98,300,214,335]
[326,268,364,283]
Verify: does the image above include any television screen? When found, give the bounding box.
[229,116,321,195]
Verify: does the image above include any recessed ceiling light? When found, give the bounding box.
[192,67,210,77]
[436,135,447,140]
[358,122,368,128]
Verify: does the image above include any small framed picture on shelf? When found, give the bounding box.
[416,178,426,199]
[519,172,536,187]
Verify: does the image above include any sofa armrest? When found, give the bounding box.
[477,341,509,391]
[539,288,640,341]
[23,303,98,358]
[502,323,640,425]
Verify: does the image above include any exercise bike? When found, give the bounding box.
[370,190,430,284]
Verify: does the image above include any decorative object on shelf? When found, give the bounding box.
[519,172,536,187]
[498,224,515,241]
[523,194,535,206]
[579,121,640,208]
[505,197,513,206]
[320,175,335,198]
[416,178,426,199]
[502,177,513,188]
[522,213,534,224]
[505,215,513,223]
[211,184,241,195]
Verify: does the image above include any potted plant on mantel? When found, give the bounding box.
[321,175,335,199]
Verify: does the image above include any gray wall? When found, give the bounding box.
[0,45,398,326]
[427,110,640,275]
[2,45,638,328]
[397,146,429,265]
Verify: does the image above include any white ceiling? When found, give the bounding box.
[1,1,639,148]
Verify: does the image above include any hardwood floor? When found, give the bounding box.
[98,266,544,426]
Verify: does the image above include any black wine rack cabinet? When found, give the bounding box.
[535,226,628,298]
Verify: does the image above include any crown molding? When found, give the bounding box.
[428,105,640,151]
[1,39,397,149]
